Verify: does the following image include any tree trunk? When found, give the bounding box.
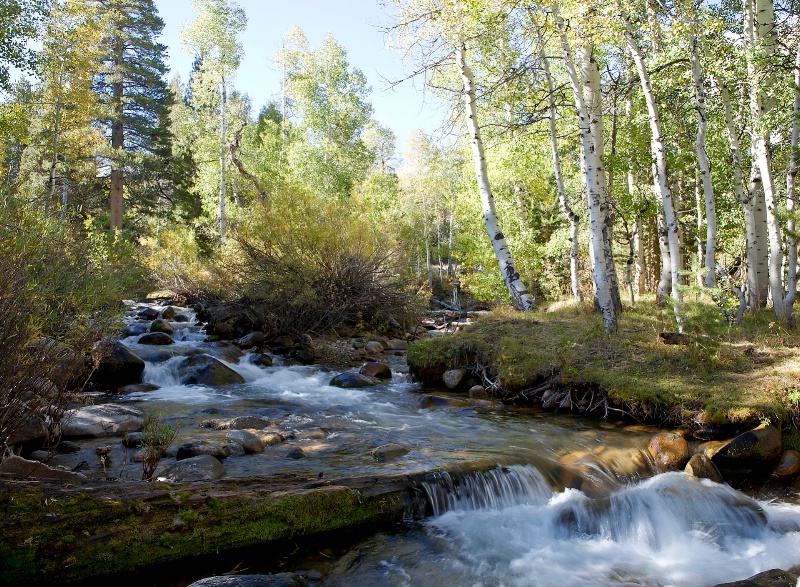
[656,211,673,306]
[219,76,228,240]
[555,12,617,332]
[455,41,535,311]
[623,17,684,328]
[110,36,124,231]
[786,42,800,310]
[542,51,582,303]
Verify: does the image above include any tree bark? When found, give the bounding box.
[455,41,535,311]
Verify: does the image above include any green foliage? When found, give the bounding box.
[140,412,180,481]
[0,0,48,92]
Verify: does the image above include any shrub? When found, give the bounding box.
[140,412,180,481]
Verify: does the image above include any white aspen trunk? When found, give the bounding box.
[695,175,705,287]
[689,30,717,287]
[455,41,535,311]
[577,43,621,314]
[634,217,645,295]
[219,76,228,240]
[543,51,582,303]
[786,43,800,309]
[656,211,673,305]
[555,12,617,332]
[623,18,684,328]
[423,188,432,290]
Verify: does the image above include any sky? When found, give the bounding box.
[153,0,449,156]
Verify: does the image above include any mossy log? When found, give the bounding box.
[0,472,424,585]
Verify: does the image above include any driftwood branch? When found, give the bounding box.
[230,121,267,199]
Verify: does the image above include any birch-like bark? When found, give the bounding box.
[455,41,535,311]
[656,211,672,305]
[555,12,617,332]
[785,42,800,310]
[634,217,645,295]
[623,17,684,328]
[689,29,717,287]
[219,76,228,240]
[542,51,582,303]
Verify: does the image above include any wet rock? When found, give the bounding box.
[138,332,175,345]
[117,383,159,394]
[173,313,190,323]
[180,354,245,386]
[237,331,266,348]
[685,453,724,483]
[58,440,81,454]
[290,348,315,365]
[365,341,384,354]
[468,385,488,398]
[0,455,86,482]
[371,443,410,462]
[8,415,48,448]
[329,373,383,388]
[198,301,259,340]
[230,416,272,430]
[418,395,471,409]
[226,430,266,454]
[699,440,728,459]
[773,450,800,479]
[223,442,246,457]
[161,306,177,320]
[176,441,231,461]
[248,353,273,367]
[123,432,144,448]
[200,418,232,430]
[259,432,284,446]
[442,369,466,390]
[292,427,326,441]
[385,339,408,351]
[160,455,225,482]
[359,362,392,379]
[712,569,799,587]
[188,573,308,587]
[61,404,146,438]
[137,307,159,320]
[28,450,49,461]
[648,432,690,471]
[286,447,306,459]
[217,345,244,363]
[90,338,145,387]
[123,323,149,337]
[712,424,782,473]
[150,319,174,335]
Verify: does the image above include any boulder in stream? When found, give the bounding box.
[137,307,159,320]
[230,416,272,430]
[236,331,266,348]
[7,415,48,449]
[359,362,392,379]
[160,455,226,482]
[61,404,146,438]
[179,354,245,386]
[712,424,782,474]
[365,341,384,354]
[648,432,690,471]
[176,441,232,461]
[773,450,800,479]
[712,569,799,587]
[0,455,86,482]
[371,443,410,462]
[138,332,175,345]
[150,319,174,335]
[161,306,177,320]
[90,338,145,387]
[188,573,308,587]
[226,430,266,454]
[685,453,724,483]
[329,372,383,388]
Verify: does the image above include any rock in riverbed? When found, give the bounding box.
[160,455,226,482]
[61,404,146,438]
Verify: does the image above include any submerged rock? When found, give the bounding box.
[61,404,146,438]
[160,455,225,482]
[180,354,245,386]
[329,372,383,388]
[648,432,690,471]
[286,447,306,459]
[371,443,410,462]
[359,362,392,379]
[188,573,308,587]
[90,338,145,387]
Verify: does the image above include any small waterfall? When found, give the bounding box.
[142,355,186,387]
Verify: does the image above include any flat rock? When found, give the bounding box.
[359,362,392,379]
[226,430,266,454]
[773,450,800,479]
[61,404,146,438]
[200,418,232,430]
[371,443,410,462]
[648,432,690,471]
[188,573,308,587]
[712,569,799,587]
[90,338,145,387]
[180,354,245,386]
[230,416,272,430]
[329,373,383,388]
[685,453,724,483]
[160,455,226,482]
[176,441,232,461]
[138,332,175,345]
[0,455,86,482]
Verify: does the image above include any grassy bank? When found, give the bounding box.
[407,298,800,428]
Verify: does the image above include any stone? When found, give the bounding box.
[699,440,728,459]
[90,338,145,387]
[259,432,284,446]
[442,369,466,390]
[359,362,392,379]
[123,323,149,337]
[58,441,81,454]
[712,424,782,472]
[297,334,313,346]
[199,418,232,430]
[137,307,159,320]
[223,442,246,457]
[365,341,384,354]
[188,573,308,587]
[286,447,306,459]
[180,354,245,386]
[8,415,48,447]
[773,450,800,479]
[123,432,144,448]
[248,353,273,367]
[117,383,159,394]
[468,385,488,398]
[371,443,410,462]
[161,306,177,320]
[0,455,86,482]
[329,373,383,388]
[150,319,174,335]
[173,313,190,323]
[160,455,226,482]
[685,453,724,483]
[418,395,471,409]
[712,569,799,587]
[226,430,267,454]
[237,331,266,348]
[230,416,272,430]
[176,441,231,461]
[61,404,146,438]
[648,432,690,471]
[290,348,315,365]
[385,339,408,351]
[291,428,326,441]
[138,332,175,345]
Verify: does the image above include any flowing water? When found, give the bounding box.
[53,304,800,586]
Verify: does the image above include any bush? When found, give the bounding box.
[230,189,425,335]
[140,412,180,480]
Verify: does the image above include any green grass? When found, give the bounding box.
[407,297,800,426]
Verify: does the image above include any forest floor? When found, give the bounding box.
[407,296,800,439]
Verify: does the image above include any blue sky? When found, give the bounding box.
[153,0,448,156]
